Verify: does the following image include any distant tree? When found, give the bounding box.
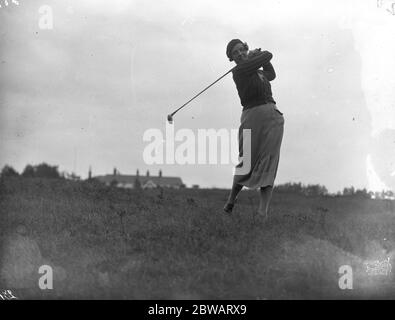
[343,186,355,196]
[275,182,328,196]
[0,165,19,178]
[319,185,329,196]
[21,163,62,179]
[293,182,303,194]
[21,164,36,178]
[304,184,317,196]
[35,163,61,178]
[303,184,328,196]
[276,182,304,194]
[354,188,370,199]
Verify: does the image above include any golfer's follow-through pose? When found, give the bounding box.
[223,39,284,219]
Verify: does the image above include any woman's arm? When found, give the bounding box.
[233,51,273,76]
[261,62,276,81]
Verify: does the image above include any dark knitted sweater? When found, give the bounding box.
[232,51,276,110]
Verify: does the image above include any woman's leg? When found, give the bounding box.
[258,185,273,216]
[224,180,243,212]
[227,181,243,205]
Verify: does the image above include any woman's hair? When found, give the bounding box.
[226,39,249,61]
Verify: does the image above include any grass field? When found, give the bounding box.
[1,177,395,299]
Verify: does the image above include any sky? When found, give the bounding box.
[1,0,394,193]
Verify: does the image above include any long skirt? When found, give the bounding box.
[233,102,284,189]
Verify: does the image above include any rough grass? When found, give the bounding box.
[1,177,395,299]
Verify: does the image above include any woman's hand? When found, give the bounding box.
[248,48,262,59]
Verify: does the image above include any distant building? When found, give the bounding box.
[64,172,81,181]
[93,168,185,189]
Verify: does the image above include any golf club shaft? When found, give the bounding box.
[170,67,235,118]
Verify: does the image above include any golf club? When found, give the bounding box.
[167,67,235,123]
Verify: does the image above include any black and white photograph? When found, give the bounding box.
[1,0,395,304]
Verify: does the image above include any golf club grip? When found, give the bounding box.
[171,67,235,117]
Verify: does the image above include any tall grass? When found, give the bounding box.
[1,177,394,299]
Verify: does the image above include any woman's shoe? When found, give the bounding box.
[223,202,235,214]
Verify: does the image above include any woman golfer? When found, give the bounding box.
[223,39,284,219]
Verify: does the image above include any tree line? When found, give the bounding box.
[274,182,394,199]
[1,163,394,199]
[0,163,79,180]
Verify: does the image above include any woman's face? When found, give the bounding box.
[231,43,248,64]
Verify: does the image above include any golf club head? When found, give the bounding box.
[167,114,173,124]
